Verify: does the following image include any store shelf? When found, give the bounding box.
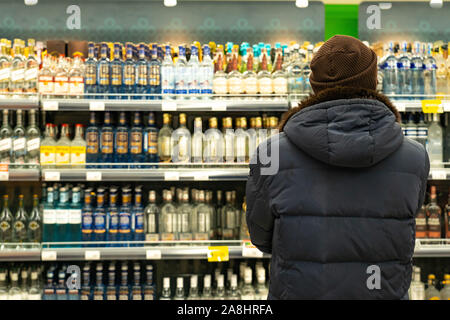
[0,94,39,109]
[414,239,450,258]
[41,165,249,182]
[41,94,289,112]
[0,243,41,261]
[5,168,40,181]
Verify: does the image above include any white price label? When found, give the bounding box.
[85,250,101,260]
[42,101,59,111]
[41,251,57,261]
[211,102,227,111]
[242,244,264,258]
[414,239,421,252]
[146,250,162,260]
[86,171,102,181]
[443,101,450,112]
[395,101,406,112]
[164,172,179,181]
[89,101,105,111]
[162,101,177,111]
[193,172,209,181]
[431,170,447,180]
[0,172,8,181]
[44,171,60,181]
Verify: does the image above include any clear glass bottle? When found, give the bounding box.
[177,189,192,240]
[92,188,106,243]
[397,41,412,96]
[160,277,172,300]
[158,113,173,163]
[25,110,40,166]
[302,45,313,94]
[159,190,177,241]
[272,47,287,96]
[81,189,94,244]
[97,43,110,95]
[287,45,303,95]
[84,42,97,95]
[423,43,437,97]
[0,195,13,243]
[172,113,191,163]
[0,39,11,96]
[223,117,235,163]
[106,187,119,244]
[228,274,240,300]
[8,271,23,300]
[144,112,159,164]
[227,48,243,96]
[55,123,71,166]
[144,190,159,241]
[53,56,69,97]
[200,45,214,97]
[24,39,38,94]
[204,117,224,163]
[409,266,425,300]
[132,187,145,244]
[148,48,161,96]
[0,109,12,164]
[175,45,188,99]
[255,267,268,300]
[426,185,442,238]
[436,44,448,95]
[240,267,255,300]
[214,274,226,300]
[70,124,86,168]
[187,44,200,97]
[192,190,211,240]
[85,112,99,167]
[381,42,398,95]
[257,48,273,97]
[187,275,200,300]
[427,113,443,167]
[122,43,136,97]
[243,49,258,97]
[201,274,213,300]
[143,264,155,300]
[213,52,228,96]
[9,39,25,95]
[173,277,185,300]
[109,43,123,98]
[131,268,142,300]
[411,41,425,97]
[441,274,450,300]
[27,194,41,243]
[221,191,237,240]
[40,123,56,167]
[425,274,441,300]
[161,45,175,99]
[118,188,132,244]
[68,55,84,98]
[136,43,149,96]
[27,271,41,300]
[105,266,117,300]
[235,117,250,163]
[191,117,204,163]
[12,110,26,164]
[12,194,27,245]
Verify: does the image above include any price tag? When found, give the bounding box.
[85,250,101,260]
[164,172,179,181]
[42,100,59,111]
[207,246,229,262]
[89,101,105,111]
[211,102,227,111]
[44,171,60,181]
[0,164,8,181]
[414,239,421,252]
[146,250,162,260]
[242,241,264,258]
[422,100,443,113]
[193,172,209,181]
[162,101,177,111]
[395,101,406,112]
[41,250,57,261]
[86,171,102,181]
[443,100,450,112]
[431,170,447,180]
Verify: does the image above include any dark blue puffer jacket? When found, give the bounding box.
[246,87,430,300]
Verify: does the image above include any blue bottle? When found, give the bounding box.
[81,189,94,246]
[157,45,163,62]
[130,112,144,168]
[136,43,149,98]
[93,270,105,300]
[110,43,123,99]
[43,270,56,300]
[161,45,175,99]
[148,48,161,99]
[97,42,110,96]
[411,41,425,97]
[85,42,98,95]
[86,112,100,169]
[122,43,136,99]
[56,187,70,246]
[80,264,92,300]
[118,264,130,300]
[43,187,56,243]
[175,45,188,98]
[131,187,145,246]
[68,187,82,245]
[55,270,68,300]
[199,45,214,96]
[143,264,156,300]
[100,112,114,167]
[105,265,117,300]
[143,112,159,167]
[114,112,129,168]
[106,187,119,246]
[397,41,412,97]
[131,268,143,300]
[382,42,398,96]
[187,45,200,97]
[119,188,132,246]
[93,188,106,245]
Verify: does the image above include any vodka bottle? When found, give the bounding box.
[0,195,13,243]
[302,45,313,94]
[105,267,117,300]
[0,39,11,96]
[201,275,213,300]
[25,110,40,166]
[241,267,255,300]
[148,47,161,97]
[415,113,427,150]
[109,43,123,98]
[144,190,159,241]
[130,112,144,166]
[192,190,211,240]
[100,112,114,165]
[204,117,224,163]
[118,188,132,244]
[93,188,106,243]
[10,39,25,94]
[397,41,412,95]
[221,192,237,240]
[411,41,425,96]
[436,45,448,95]
[423,43,437,97]
[68,55,84,98]
[404,113,418,141]
[160,190,177,241]
[68,187,81,243]
[199,45,214,97]
[84,42,97,94]
[114,112,129,166]
[27,194,41,243]
[175,45,188,98]
[161,45,175,99]
[177,189,192,240]
[81,189,94,244]
[187,44,200,97]
[235,117,250,163]
[272,47,288,96]
[255,117,267,149]
[409,267,425,300]
[131,187,145,244]
[136,43,149,96]
[24,39,38,93]
[56,187,70,244]
[122,43,136,97]
[228,274,241,300]
[187,275,199,300]
[173,277,185,300]
[427,113,443,167]
[106,187,119,244]
[255,267,269,300]
[158,113,173,162]
[191,117,204,163]
[223,117,235,163]
[425,274,441,300]
[160,277,172,300]
[8,271,23,300]
[441,275,450,300]
[54,56,69,97]
[172,113,191,163]
[143,112,159,164]
[382,42,398,95]
[143,265,155,300]
[426,186,442,238]
[214,274,226,300]
[40,123,56,167]
[227,48,243,96]
[287,45,303,95]
[97,43,110,95]
[28,271,41,300]
[257,48,273,96]
[42,187,56,243]
[0,270,8,300]
[213,52,228,95]
[70,124,86,167]
[85,112,100,167]
[55,124,71,166]
[12,194,27,244]
[243,49,258,96]
[0,109,12,164]
[12,110,26,164]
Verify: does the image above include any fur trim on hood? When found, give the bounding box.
[278,86,401,132]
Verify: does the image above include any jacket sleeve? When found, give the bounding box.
[245,159,274,254]
[416,149,430,215]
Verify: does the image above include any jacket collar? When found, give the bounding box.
[279,86,401,131]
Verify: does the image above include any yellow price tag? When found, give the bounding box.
[422,100,443,113]
[207,246,229,262]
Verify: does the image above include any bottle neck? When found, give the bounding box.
[2,112,8,126]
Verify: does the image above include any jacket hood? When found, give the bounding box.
[280,87,403,168]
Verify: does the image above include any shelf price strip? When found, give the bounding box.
[207,246,229,262]
[41,250,57,261]
[89,101,105,111]
[85,250,101,260]
[86,171,102,181]
[431,170,447,180]
[162,101,177,111]
[44,171,60,181]
[422,100,443,113]
[42,100,59,111]
[211,102,227,111]
[146,250,162,260]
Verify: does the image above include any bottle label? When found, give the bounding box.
[123,65,135,86]
[228,77,243,94]
[69,76,85,94]
[25,68,38,81]
[27,138,40,152]
[145,132,158,155]
[0,138,12,152]
[199,67,213,94]
[70,146,86,164]
[38,75,54,94]
[116,132,128,154]
[137,64,148,86]
[258,78,273,94]
[81,211,93,233]
[40,146,56,164]
[108,211,119,233]
[0,221,10,231]
[161,233,175,241]
[236,136,247,159]
[87,131,99,154]
[175,66,187,94]
[54,76,69,94]
[161,66,175,93]
[56,146,71,164]
[56,210,69,224]
[273,78,288,94]
[175,136,189,159]
[13,137,26,151]
[119,212,131,233]
[94,214,106,233]
[149,65,161,86]
[111,65,122,86]
[99,64,110,85]
[85,65,97,85]
[417,128,428,138]
[213,77,228,94]
[10,69,25,82]
[28,220,40,231]
[130,132,143,154]
[13,220,25,232]
[69,209,82,224]
[101,131,114,154]
[135,212,144,233]
[160,136,171,159]
[43,209,56,224]
[244,77,258,94]
[0,68,10,80]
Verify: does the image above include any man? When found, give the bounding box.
[246,35,429,299]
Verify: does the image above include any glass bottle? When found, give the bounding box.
[222,117,235,163]
[201,275,213,300]
[160,277,172,300]
[68,187,81,244]
[158,113,173,163]
[161,45,175,99]
[132,187,145,244]
[144,190,159,241]
[200,45,214,97]
[191,117,204,163]
[172,113,191,163]
[131,270,142,300]
[176,189,192,240]
[0,109,12,164]
[426,185,442,238]
[287,45,303,96]
[409,266,425,300]
[240,267,255,300]
[175,45,188,99]
[93,270,105,300]
[187,275,199,300]
[425,274,441,300]
[39,123,56,167]
[80,264,91,300]
[302,45,313,95]
[114,112,129,167]
[85,112,100,167]
[53,56,69,97]
[213,52,228,96]
[173,277,185,300]
[187,44,200,97]
[0,39,11,96]
[9,39,25,94]
[423,43,437,97]
[227,48,243,96]
[70,124,86,168]
[122,43,136,97]
[0,195,13,243]
[93,188,106,243]
[84,42,97,95]
[411,41,425,97]
[441,274,450,300]
[397,41,412,96]
[27,194,41,243]
[204,117,224,163]
[235,117,250,163]
[221,192,237,240]
[427,113,443,167]
[12,194,28,245]
[55,123,71,166]
[159,190,177,241]
[27,271,41,300]
[130,112,144,166]
[144,112,159,164]
[100,112,114,166]
[81,189,94,244]
[272,47,287,97]
[136,43,149,96]
[148,48,161,97]
[97,42,110,95]
[12,110,26,165]
[24,39,38,94]
[243,49,258,97]
[109,43,123,98]
[25,110,40,166]
[106,187,119,244]
[143,264,155,300]
[214,274,226,300]
[8,271,23,300]
[257,48,273,97]
[255,267,269,300]
[118,188,132,245]
[436,44,448,95]
[105,267,117,300]
[228,274,240,300]
[68,55,84,98]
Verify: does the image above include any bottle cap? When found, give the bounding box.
[190,275,198,287]
[217,274,224,288]
[203,274,211,287]
[177,277,184,288]
[231,274,238,287]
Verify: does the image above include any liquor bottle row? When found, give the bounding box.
[375,41,449,96]
[409,266,450,300]
[416,186,450,239]
[40,184,247,245]
[0,264,43,300]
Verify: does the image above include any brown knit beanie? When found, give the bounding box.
[309,35,378,94]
